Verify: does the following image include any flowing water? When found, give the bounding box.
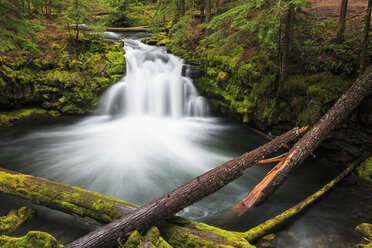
[0,33,371,247]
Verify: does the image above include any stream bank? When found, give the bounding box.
[0,24,126,126]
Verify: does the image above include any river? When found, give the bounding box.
[0,32,370,247]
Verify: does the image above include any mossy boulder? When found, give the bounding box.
[0,231,62,248]
[0,108,53,127]
[356,223,372,248]
[358,158,372,182]
[120,227,173,248]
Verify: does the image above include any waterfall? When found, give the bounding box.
[100,39,209,118]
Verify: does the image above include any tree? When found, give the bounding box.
[0,1,37,52]
[234,65,372,211]
[64,0,107,40]
[360,0,372,74]
[205,0,211,23]
[336,0,348,43]
[180,0,185,17]
[280,3,294,83]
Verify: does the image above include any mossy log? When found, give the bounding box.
[0,168,252,248]
[0,168,139,224]
[238,65,372,212]
[242,158,362,242]
[0,206,35,234]
[66,127,306,248]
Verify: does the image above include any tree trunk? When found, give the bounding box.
[280,4,293,84]
[205,0,211,23]
[66,127,306,248]
[236,65,372,211]
[360,0,372,74]
[180,0,185,17]
[200,0,205,23]
[215,0,220,15]
[336,0,348,43]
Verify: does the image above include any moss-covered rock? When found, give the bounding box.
[0,207,35,234]
[356,223,372,240]
[0,231,62,248]
[0,37,126,116]
[358,158,372,182]
[0,108,54,127]
[356,223,372,248]
[120,227,173,248]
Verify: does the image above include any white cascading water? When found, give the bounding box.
[6,38,245,221]
[100,39,209,118]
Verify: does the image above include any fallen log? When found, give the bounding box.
[0,168,138,224]
[235,65,372,214]
[0,168,251,247]
[66,127,307,248]
[105,27,166,32]
[242,158,363,242]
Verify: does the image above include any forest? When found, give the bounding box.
[0,0,371,247]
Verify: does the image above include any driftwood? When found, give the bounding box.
[234,65,372,215]
[65,127,307,247]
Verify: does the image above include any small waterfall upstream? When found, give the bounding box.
[100,39,209,118]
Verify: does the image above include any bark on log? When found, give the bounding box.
[237,65,372,212]
[66,127,307,248]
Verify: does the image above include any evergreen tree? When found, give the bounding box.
[0,1,37,52]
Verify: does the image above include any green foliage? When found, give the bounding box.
[151,0,179,29]
[168,15,193,47]
[0,1,38,52]
[107,0,155,27]
[0,37,125,116]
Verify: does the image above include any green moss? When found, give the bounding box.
[160,217,254,248]
[120,227,173,248]
[0,207,35,234]
[356,223,372,240]
[358,158,372,182]
[0,169,138,225]
[284,73,348,102]
[0,231,62,248]
[0,108,50,126]
[0,38,125,116]
[217,71,228,84]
